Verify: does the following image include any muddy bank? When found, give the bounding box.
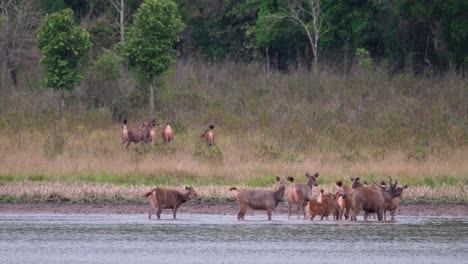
[1,201,468,217]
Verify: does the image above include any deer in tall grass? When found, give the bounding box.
[122,119,151,149]
[286,172,319,219]
[144,186,200,220]
[162,122,174,144]
[201,125,215,146]
[229,176,286,221]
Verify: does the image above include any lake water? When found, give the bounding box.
[0,213,467,264]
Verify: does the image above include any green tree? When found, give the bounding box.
[38,8,92,111]
[122,0,184,117]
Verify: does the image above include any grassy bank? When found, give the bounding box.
[0,61,467,202]
[1,182,467,203]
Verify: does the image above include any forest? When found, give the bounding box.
[0,0,467,202]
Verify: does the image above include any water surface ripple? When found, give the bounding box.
[0,214,467,263]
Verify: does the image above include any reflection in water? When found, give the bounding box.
[0,214,467,264]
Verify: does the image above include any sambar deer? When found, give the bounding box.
[162,122,174,144]
[201,125,215,146]
[122,119,151,149]
[144,186,200,220]
[350,178,407,221]
[287,172,319,219]
[230,176,286,221]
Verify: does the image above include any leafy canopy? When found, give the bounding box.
[38,8,92,91]
[122,0,184,82]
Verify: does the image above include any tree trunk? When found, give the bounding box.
[266,47,270,76]
[120,0,124,42]
[149,79,155,117]
[58,90,65,116]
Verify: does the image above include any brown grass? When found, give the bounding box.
[1,181,467,202]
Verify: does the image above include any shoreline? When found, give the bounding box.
[1,201,467,216]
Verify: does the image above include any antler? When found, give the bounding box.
[373,179,387,189]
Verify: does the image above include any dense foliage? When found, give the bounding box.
[38,8,92,91]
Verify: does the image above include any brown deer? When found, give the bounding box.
[287,172,319,219]
[350,178,407,221]
[201,125,215,146]
[229,176,286,221]
[122,119,129,143]
[317,189,345,220]
[122,119,151,149]
[144,186,200,220]
[335,177,361,220]
[384,178,408,220]
[313,189,340,221]
[147,118,157,144]
[162,122,174,144]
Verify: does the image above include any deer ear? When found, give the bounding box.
[350,177,355,181]
[403,184,408,189]
[185,186,189,190]
[276,176,280,181]
[305,172,311,178]
[356,177,360,181]
[313,172,319,178]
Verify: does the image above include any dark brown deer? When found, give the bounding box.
[229,176,286,221]
[144,186,200,220]
[201,125,215,146]
[350,178,407,221]
[162,122,174,144]
[287,172,319,219]
[122,119,151,149]
[384,178,408,220]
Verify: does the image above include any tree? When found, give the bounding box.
[109,0,125,42]
[259,0,328,76]
[38,8,92,112]
[122,0,184,117]
[0,0,40,90]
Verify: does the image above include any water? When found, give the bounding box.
[0,213,467,264]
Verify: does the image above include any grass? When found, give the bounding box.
[0,61,467,202]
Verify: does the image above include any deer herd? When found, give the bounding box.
[144,172,409,222]
[123,120,408,222]
[122,118,214,148]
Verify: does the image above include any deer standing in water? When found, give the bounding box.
[230,176,286,221]
[287,172,319,219]
[144,186,200,220]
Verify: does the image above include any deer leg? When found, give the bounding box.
[267,209,272,221]
[148,207,152,219]
[238,205,247,221]
[172,206,179,220]
[156,206,163,220]
[391,209,396,221]
[288,203,292,219]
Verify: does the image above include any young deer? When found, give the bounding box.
[306,191,337,221]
